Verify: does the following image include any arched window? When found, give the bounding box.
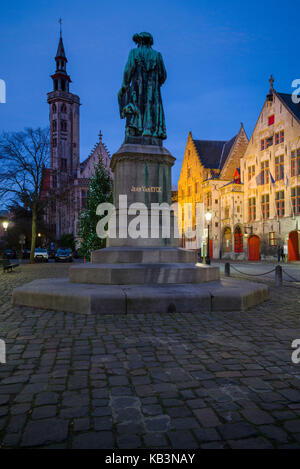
[61,103,67,113]
[52,103,57,113]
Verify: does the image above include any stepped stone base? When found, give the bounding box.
[12,278,269,315]
[91,247,197,264]
[69,263,219,285]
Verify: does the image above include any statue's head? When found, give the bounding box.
[133,32,153,47]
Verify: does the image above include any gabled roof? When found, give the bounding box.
[275,91,300,125]
[193,135,237,170]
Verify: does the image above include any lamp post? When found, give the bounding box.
[244,226,253,238]
[205,211,212,265]
[2,221,9,231]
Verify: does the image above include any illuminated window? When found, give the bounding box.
[291,186,300,214]
[275,130,284,145]
[248,165,255,181]
[206,192,212,209]
[275,191,285,217]
[275,155,284,181]
[261,194,270,219]
[291,149,300,177]
[248,197,256,222]
[261,160,269,184]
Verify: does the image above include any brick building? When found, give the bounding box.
[178,77,300,261]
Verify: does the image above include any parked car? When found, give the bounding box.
[4,249,16,259]
[34,248,48,262]
[55,248,73,263]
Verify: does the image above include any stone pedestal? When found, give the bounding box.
[108,143,177,247]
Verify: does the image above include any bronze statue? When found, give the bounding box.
[118,32,167,145]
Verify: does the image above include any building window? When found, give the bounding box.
[275,155,284,181]
[260,137,273,150]
[248,197,256,222]
[266,136,273,148]
[224,207,229,218]
[248,165,255,181]
[269,232,277,246]
[291,186,300,214]
[206,192,212,209]
[275,130,284,145]
[195,181,199,194]
[52,103,57,113]
[61,103,67,113]
[261,160,270,184]
[81,190,87,208]
[268,115,275,126]
[261,194,270,219]
[52,120,57,132]
[60,158,67,172]
[53,138,57,147]
[275,191,285,217]
[61,120,67,132]
[291,149,300,177]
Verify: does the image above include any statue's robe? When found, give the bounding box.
[119,45,167,140]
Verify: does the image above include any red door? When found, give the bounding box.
[288,231,300,261]
[248,235,260,261]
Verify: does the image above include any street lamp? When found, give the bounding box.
[244,226,253,238]
[2,221,9,231]
[205,211,212,265]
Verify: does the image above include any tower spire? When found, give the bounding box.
[51,25,71,92]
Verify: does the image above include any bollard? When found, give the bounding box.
[225,262,230,277]
[275,265,283,287]
[197,251,202,264]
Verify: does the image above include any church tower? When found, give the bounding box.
[47,26,80,238]
[47,28,80,180]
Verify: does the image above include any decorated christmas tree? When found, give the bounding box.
[79,159,113,260]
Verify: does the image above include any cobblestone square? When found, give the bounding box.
[0,263,300,449]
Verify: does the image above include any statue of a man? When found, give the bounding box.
[118,32,167,143]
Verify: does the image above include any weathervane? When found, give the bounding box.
[59,18,62,37]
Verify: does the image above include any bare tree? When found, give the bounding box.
[0,127,50,263]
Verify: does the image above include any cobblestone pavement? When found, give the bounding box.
[1,263,300,449]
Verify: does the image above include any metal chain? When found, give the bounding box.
[282,269,300,283]
[230,265,276,276]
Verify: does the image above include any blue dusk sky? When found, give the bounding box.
[0,0,298,185]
